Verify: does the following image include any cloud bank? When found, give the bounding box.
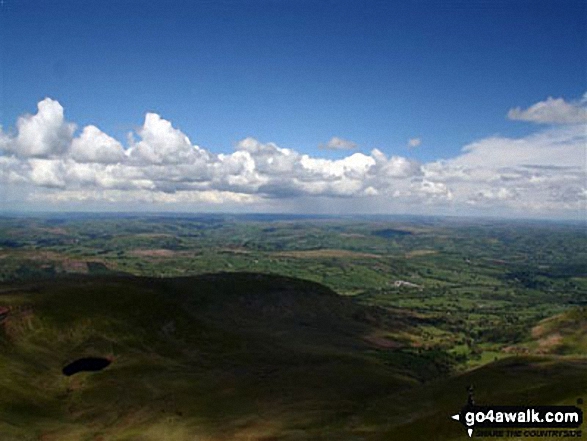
[0,96,585,218]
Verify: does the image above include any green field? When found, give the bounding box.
[0,214,585,439]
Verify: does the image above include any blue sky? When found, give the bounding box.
[0,0,585,217]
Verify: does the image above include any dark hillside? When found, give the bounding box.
[0,273,585,440]
[0,273,422,440]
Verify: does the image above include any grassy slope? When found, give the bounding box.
[527,307,587,355]
[364,357,587,440]
[0,274,416,440]
[0,274,585,440]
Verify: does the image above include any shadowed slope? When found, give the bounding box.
[0,273,420,440]
[0,273,585,441]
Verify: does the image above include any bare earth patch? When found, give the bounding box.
[272,249,382,259]
[62,260,89,273]
[219,247,252,254]
[129,249,178,258]
[531,313,564,339]
[502,345,530,355]
[536,333,563,353]
[364,332,404,349]
[405,250,438,258]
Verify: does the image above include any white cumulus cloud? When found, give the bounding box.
[507,95,587,125]
[11,98,76,157]
[319,136,358,150]
[0,96,584,218]
[70,125,126,163]
[28,159,66,188]
[128,113,207,165]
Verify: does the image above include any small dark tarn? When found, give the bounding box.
[62,357,111,376]
[0,306,9,322]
